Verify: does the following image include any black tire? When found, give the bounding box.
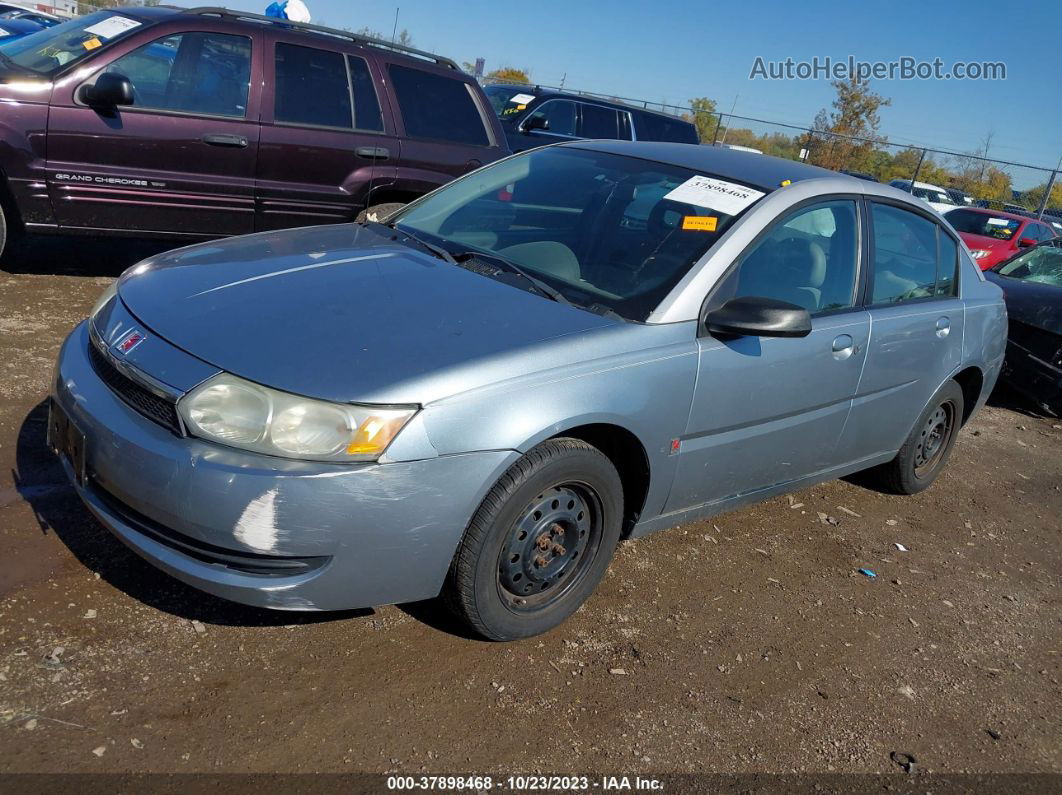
[444,438,624,641]
[871,380,964,495]
[355,202,406,224]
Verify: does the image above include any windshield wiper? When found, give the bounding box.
[451,250,575,307]
[360,220,458,265]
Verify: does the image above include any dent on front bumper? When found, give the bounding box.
[52,321,519,611]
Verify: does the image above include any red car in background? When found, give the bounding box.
[944,207,1058,270]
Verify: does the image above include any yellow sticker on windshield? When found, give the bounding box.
[83,37,102,51]
[682,216,718,232]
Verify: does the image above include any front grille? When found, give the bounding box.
[88,341,183,434]
[90,482,330,577]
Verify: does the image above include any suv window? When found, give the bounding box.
[715,200,860,314]
[275,43,351,128]
[525,100,576,136]
[347,55,383,132]
[388,64,489,146]
[578,103,620,139]
[633,111,699,144]
[870,203,956,304]
[103,32,251,118]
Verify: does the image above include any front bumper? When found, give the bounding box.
[52,321,519,610]
[1002,339,1062,414]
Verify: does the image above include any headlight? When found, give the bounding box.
[90,280,118,320]
[178,373,417,462]
[969,249,989,260]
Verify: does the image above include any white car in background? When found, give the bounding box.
[889,179,958,215]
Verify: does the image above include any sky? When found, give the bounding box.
[174,0,1061,187]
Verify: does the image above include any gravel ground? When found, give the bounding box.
[0,235,1059,779]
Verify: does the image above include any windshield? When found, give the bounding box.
[391,146,767,321]
[483,84,538,119]
[912,186,955,205]
[946,209,1022,240]
[994,242,1062,287]
[0,11,144,76]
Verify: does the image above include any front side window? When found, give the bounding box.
[391,146,768,321]
[870,204,956,304]
[994,242,1062,287]
[389,64,489,146]
[579,104,620,139]
[712,200,859,315]
[103,32,251,117]
[524,100,575,136]
[274,43,351,128]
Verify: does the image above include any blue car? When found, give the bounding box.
[0,17,42,42]
[50,142,1007,640]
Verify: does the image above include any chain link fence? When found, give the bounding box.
[484,79,1061,223]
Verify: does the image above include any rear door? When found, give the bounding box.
[254,37,398,231]
[385,61,500,190]
[576,102,628,141]
[838,200,965,459]
[46,27,260,236]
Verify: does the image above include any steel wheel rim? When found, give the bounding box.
[497,482,603,613]
[914,400,956,476]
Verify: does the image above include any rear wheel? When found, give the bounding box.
[870,380,964,495]
[355,202,406,224]
[444,438,623,641]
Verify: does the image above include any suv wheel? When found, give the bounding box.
[0,203,7,262]
[871,380,964,495]
[444,438,624,641]
[355,202,406,224]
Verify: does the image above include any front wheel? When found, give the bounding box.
[870,380,964,495]
[0,203,7,263]
[444,438,624,641]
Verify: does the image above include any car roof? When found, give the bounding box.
[950,206,1035,223]
[490,84,691,123]
[563,140,847,191]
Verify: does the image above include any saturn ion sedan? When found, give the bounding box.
[51,141,1007,640]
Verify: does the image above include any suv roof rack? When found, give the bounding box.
[184,6,460,70]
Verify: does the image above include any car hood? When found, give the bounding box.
[117,224,618,404]
[985,272,1062,336]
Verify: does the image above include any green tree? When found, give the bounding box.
[485,67,531,84]
[808,76,891,172]
[1018,180,1062,211]
[682,97,717,144]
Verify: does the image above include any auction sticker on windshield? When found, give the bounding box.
[664,176,765,216]
[83,16,141,39]
[509,93,536,105]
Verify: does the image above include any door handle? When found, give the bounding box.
[355,146,390,160]
[935,317,951,338]
[202,133,248,148]
[831,334,856,360]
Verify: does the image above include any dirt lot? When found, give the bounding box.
[0,235,1059,780]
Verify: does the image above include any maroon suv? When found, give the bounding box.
[0,6,508,260]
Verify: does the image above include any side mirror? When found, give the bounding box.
[523,115,549,133]
[79,72,134,108]
[1017,237,1036,248]
[705,296,812,339]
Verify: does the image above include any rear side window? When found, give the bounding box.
[578,103,620,139]
[275,43,351,128]
[103,32,251,117]
[870,203,956,304]
[634,112,699,144]
[389,64,489,145]
[347,55,383,131]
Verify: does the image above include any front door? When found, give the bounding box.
[46,29,260,237]
[666,199,870,512]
